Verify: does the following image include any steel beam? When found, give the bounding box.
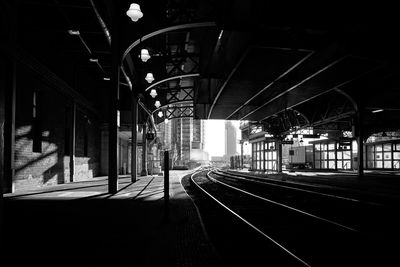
[207,48,250,119]
[131,94,137,182]
[69,102,76,182]
[122,22,216,62]
[241,56,347,121]
[225,51,314,120]
[108,5,119,194]
[141,123,148,176]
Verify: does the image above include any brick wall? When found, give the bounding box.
[13,63,100,191]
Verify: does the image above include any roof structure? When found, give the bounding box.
[12,0,400,136]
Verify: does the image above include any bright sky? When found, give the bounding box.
[204,120,242,157]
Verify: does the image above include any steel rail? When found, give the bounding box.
[190,171,312,267]
[214,170,361,203]
[207,172,358,233]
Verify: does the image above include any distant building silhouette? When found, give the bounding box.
[225,121,237,159]
[158,118,207,167]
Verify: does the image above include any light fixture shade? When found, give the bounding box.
[155,100,161,108]
[150,89,157,98]
[158,111,163,118]
[126,3,143,22]
[164,118,169,124]
[140,49,150,62]
[145,73,155,83]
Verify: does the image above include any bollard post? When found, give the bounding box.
[164,150,169,222]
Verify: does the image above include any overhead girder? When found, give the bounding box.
[239,55,379,122]
[39,0,400,137]
[142,75,197,117]
[153,102,194,124]
[121,22,217,121]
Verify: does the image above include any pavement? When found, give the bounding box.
[2,171,224,267]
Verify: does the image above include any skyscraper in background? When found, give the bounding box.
[225,120,237,159]
[158,118,208,167]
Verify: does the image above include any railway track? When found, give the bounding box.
[210,169,399,234]
[188,170,399,266]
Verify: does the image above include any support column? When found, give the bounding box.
[278,141,283,173]
[69,102,76,182]
[108,7,120,193]
[240,141,244,169]
[131,95,137,182]
[141,123,148,176]
[356,112,364,178]
[0,57,6,237]
[164,150,170,222]
[3,58,16,193]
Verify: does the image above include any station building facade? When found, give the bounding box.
[242,125,400,173]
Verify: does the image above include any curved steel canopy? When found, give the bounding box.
[121,22,217,64]
[144,73,200,92]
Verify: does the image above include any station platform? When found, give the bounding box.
[2,171,223,267]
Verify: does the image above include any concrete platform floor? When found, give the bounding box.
[2,171,223,267]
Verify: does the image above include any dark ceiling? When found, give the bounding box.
[10,0,400,136]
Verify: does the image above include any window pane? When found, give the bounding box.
[376,161,383,168]
[384,161,392,169]
[394,160,400,169]
[384,152,392,160]
[322,151,328,160]
[337,161,343,169]
[337,152,343,160]
[328,143,335,150]
[394,152,400,159]
[376,153,382,160]
[329,161,335,169]
[343,151,351,159]
[367,145,374,153]
[315,152,321,160]
[343,161,351,169]
[396,144,400,151]
[315,144,320,151]
[376,145,382,152]
[321,161,327,169]
[384,144,392,151]
[266,161,271,170]
[321,144,327,151]
[328,152,336,160]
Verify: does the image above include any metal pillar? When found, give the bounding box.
[108,7,120,194]
[278,141,283,173]
[141,123,148,176]
[69,102,76,182]
[131,95,137,182]
[164,151,170,221]
[3,58,16,192]
[356,112,364,178]
[240,142,244,169]
[0,57,6,239]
